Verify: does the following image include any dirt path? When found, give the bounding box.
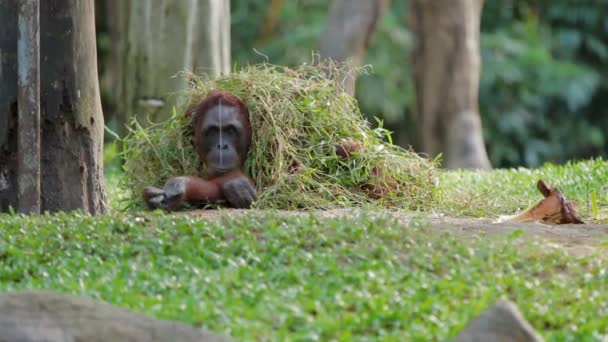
[187,208,608,256]
[424,215,608,256]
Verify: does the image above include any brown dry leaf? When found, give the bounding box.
[498,180,584,225]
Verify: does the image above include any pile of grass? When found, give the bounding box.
[121,63,437,210]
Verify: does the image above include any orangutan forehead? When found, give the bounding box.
[203,104,242,124]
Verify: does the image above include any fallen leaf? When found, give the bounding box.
[496,180,584,225]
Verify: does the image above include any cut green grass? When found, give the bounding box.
[107,153,608,222]
[121,63,437,211]
[437,158,608,221]
[0,211,607,341]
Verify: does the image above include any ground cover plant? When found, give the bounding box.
[121,63,437,211]
[0,209,607,341]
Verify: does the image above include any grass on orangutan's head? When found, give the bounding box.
[121,61,439,210]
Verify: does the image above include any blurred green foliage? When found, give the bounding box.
[230,0,608,167]
[481,1,608,167]
[96,0,608,168]
[231,0,415,146]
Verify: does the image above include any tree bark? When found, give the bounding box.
[0,0,107,214]
[17,0,41,214]
[0,0,20,212]
[101,0,231,138]
[318,0,389,96]
[409,0,492,170]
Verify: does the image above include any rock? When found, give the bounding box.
[452,300,544,342]
[0,291,232,342]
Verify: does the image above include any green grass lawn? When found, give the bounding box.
[0,158,607,340]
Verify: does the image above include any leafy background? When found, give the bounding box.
[98,0,608,169]
[231,0,608,168]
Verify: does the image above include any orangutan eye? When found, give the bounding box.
[206,125,219,134]
[225,125,237,135]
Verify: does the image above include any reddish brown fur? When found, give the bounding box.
[360,165,397,199]
[182,176,222,201]
[336,138,361,160]
[143,91,257,210]
[190,91,252,167]
[334,138,397,199]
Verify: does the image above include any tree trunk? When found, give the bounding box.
[409,0,492,170]
[17,0,41,214]
[0,0,20,212]
[0,0,107,214]
[318,0,389,96]
[101,0,231,138]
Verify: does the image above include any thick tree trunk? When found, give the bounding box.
[101,0,231,138]
[318,0,389,96]
[0,0,107,214]
[409,0,492,170]
[17,0,41,214]
[0,0,20,212]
